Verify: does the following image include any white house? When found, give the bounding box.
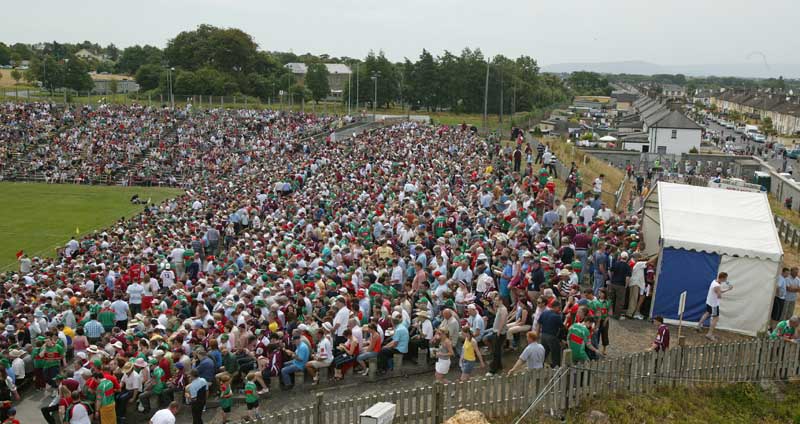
[647,110,702,154]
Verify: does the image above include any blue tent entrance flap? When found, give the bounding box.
[652,247,720,322]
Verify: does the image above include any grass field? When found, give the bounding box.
[0,183,181,269]
[504,382,800,424]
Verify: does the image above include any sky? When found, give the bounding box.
[3,0,799,67]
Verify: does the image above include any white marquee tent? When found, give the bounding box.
[642,182,783,336]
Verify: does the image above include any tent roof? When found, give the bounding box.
[657,182,783,261]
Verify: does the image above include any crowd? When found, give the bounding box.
[1,103,668,424]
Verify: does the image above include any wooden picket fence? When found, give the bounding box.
[247,339,800,424]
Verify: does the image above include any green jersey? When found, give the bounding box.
[97,379,115,407]
[567,323,590,362]
[771,320,796,340]
[244,381,259,404]
[41,343,64,368]
[98,308,116,330]
[151,367,166,394]
[219,383,233,408]
[433,216,447,237]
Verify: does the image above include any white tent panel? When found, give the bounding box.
[716,255,778,336]
[657,182,783,261]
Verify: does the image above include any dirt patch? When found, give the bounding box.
[445,410,491,424]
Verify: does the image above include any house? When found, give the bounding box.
[662,84,686,99]
[647,109,702,154]
[284,63,352,99]
[612,92,637,112]
[75,49,106,62]
[710,90,800,135]
[92,79,140,95]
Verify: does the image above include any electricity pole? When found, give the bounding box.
[483,61,490,133]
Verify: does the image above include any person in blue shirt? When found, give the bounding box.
[498,255,513,303]
[377,317,409,373]
[281,335,310,388]
[193,349,217,383]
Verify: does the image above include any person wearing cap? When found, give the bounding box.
[376,315,409,374]
[280,334,310,390]
[608,251,631,319]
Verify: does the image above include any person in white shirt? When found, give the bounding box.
[160,264,175,289]
[697,272,733,341]
[120,362,142,403]
[593,174,604,195]
[127,281,145,314]
[628,257,648,319]
[9,350,25,384]
[306,322,334,384]
[332,297,351,341]
[149,402,179,424]
[579,202,596,226]
[69,399,92,424]
[111,298,130,328]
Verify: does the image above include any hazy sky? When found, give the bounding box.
[4,0,799,66]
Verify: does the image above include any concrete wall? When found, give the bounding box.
[578,148,743,176]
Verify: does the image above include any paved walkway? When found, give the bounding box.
[15,318,747,423]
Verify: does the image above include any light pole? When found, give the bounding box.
[355,63,359,112]
[371,71,380,119]
[347,70,352,116]
[63,58,69,105]
[169,67,175,109]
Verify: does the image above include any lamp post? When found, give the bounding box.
[371,71,380,120]
[169,67,175,109]
[63,58,69,105]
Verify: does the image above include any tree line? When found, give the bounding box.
[2,24,587,114]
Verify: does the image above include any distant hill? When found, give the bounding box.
[542,61,800,79]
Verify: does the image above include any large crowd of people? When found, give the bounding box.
[1,102,664,424]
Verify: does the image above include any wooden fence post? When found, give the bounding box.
[314,392,324,424]
[433,382,445,424]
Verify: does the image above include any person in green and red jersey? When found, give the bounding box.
[217,373,233,424]
[40,334,65,394]
[244,371,260,420]
[94,371,116,424]
[97,301,116,332]
[433,214,447,238]
[567,312,601,363]
[770,316,800,341]
[593,288,612,355]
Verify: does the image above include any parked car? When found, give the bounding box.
[786,149,800,159]
[752,133,766,143]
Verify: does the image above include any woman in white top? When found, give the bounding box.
[434,329,454,384]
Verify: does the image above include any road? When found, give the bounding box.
[703,119,797,174]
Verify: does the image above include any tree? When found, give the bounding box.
[567,71,611,96]
[305,63,330,103]
[108,79,118,95]
[0,43,10,66]
[116,45,163,75]
[63,58,94,92]
[10,69,22,84]
[762,116,778,136]
[135,64,163,91]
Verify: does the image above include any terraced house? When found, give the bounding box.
[711,90,800,136]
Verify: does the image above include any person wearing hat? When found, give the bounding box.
[118,361,141,423]
[608,251,631,319]
[408,310,433,365]
[8,351,23,390]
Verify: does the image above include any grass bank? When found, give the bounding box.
[499,382,800,424]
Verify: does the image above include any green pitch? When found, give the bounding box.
[0,182,182,270]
